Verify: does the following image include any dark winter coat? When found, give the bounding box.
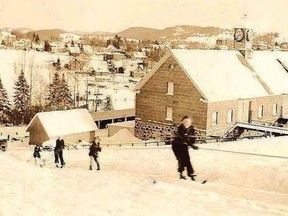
[89,141,101,157]
[33,145,42,158]
[172,124,198,160]
[55,138,65,152]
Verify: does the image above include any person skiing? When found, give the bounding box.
[89,136,101,170]
[172,116,199,180]
[33,144,42,166]
[54,136,65,168]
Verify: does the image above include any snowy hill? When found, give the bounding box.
[117,25,225,41]
[0,132,287,216]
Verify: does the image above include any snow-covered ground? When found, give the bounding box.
[0,129,288,216]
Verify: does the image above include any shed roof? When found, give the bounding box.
[91,108,135,121]
[27,109,97,138]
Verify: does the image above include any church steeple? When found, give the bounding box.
[234,14,253,59]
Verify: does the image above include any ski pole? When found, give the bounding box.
[42,147,63,166]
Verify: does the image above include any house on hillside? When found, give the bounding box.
[59,33,82,43]
[0,31,16,46]
[13,39,30,50]
[26,109,98,145]
[133,52,147,61]
[134,27,288,140]
[69,46,81,56]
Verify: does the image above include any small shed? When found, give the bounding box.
[101,128,144,146]
[107,121,135,137]
[26,109,98,145]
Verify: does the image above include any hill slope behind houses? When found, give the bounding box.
[118,25,226,41]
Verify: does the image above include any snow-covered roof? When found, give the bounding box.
[133,52,147,59]
[89,60,109,72]
[101,128,143,144]
[69,47,80,54]
[247,51,288,95]
[27,109,98,138]
[171,49,270,101]
[106,45,120,52]
[136,49,288,102]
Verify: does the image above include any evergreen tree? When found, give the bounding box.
[0,77,11,123]
[32,33,36,42]
[13,70,30,125]
[59,74,74,109]
[44,40,51,52]
[47,72,62,110]
[48,73,73,110]
[35,34,40,43]
[103,95,114,111]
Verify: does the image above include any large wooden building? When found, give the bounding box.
[134,27,288,140]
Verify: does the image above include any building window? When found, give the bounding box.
[167,82,174,95]
[258,105,264,118]
[166,107,173,121]
[227,110,233,123]
[212,112,218,125]
[272,104,278,116]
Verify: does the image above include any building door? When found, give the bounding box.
[237,100,251,122]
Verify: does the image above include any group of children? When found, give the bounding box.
[33,136,102,170]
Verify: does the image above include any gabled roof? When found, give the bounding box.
[135,49,288,102]
[27,109,97,138]
[171,49,269,102]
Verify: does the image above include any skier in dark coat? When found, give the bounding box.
[172,116,199,180]
[33,144,42,166]
[54,136,65,168]
[89,136,101,170]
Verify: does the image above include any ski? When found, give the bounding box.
[179,175,207,184]
[181,179,207,184]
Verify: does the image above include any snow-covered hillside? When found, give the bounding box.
[0,49,70,99]
[0,49,136,110]
[0,132,287,216]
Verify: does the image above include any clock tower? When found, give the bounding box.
[234,27,253,59]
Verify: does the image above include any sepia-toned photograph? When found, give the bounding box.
[0,0,287,215]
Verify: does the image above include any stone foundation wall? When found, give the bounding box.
[134,120,177,141]
[238,129,266,139]
[135,120,270,143]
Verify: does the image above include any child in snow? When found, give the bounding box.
[33,144,42,166]
[172,116,199,180]
[89,136,101,170]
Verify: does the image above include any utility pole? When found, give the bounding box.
[75,70,90,110]
[94,87,100,112]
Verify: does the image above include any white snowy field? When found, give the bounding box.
[0,136,288,216]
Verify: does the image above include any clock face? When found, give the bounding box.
[246,30,253,41]
[234,28,244,42]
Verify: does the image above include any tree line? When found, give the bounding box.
[0,71,73,126]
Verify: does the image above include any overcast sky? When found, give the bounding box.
[0,0,287,35]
